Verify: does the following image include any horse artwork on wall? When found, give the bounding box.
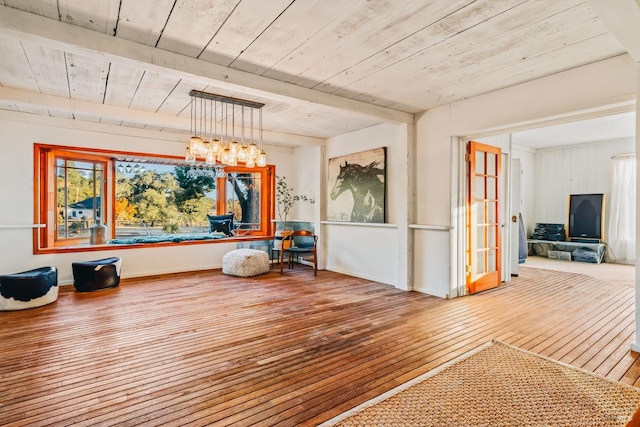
[327,147,386,223]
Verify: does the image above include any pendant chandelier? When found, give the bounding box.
[185,90,267,168]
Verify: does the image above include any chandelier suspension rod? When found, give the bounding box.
[189,90,264,109]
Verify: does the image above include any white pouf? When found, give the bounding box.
[222,249,270,277]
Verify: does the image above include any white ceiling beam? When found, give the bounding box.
[0,87,174,126]
[0,5,413,125]
[586,0,640,62]
[0,87,325,146]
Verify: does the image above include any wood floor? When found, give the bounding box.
[1,264,639,426]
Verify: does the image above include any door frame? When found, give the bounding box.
[510,158,522,276]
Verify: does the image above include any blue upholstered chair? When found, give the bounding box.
[280,230,318,276]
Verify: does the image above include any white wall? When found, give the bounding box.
[323,123,409,289]
[412,106,453,297]
[414,54,637,297]
[290,145,322,226]
[533,137,635,237]
[0,114,296,285]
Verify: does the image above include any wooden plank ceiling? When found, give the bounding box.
[0,0,626,143]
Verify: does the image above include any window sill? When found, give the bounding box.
[34,234,273,254]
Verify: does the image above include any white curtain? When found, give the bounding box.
[608,155,636,264]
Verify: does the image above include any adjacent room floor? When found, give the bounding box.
[522,255,635,288]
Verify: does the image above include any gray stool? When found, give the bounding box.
[222,249,269,277]
[0,266,58,311]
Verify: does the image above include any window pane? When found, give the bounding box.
[114,162,217,237]
[56,159,104,241]
[226,172,262,233]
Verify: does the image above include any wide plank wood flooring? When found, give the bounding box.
[1,264,639,426]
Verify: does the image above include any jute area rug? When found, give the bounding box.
[320,340,640,427]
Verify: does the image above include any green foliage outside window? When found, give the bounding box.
[115,164,216,237]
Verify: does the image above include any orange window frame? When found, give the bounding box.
[36,147,110,249]
[34,144,276,253]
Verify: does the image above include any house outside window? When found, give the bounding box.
[54,155,106,245]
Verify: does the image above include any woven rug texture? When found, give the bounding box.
[323,340,640,427]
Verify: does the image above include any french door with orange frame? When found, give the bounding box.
[466,141,502,294]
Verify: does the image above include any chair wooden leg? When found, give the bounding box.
[280,249,284,274]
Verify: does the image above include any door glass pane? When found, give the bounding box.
[474,176,485,199]
[475,151,485,173]
[476,202,486,225]
[487,202,496,224]
[488,249,496,272]
[486,177,496,200]
[476,225,485,250]
[488,225,496,248]
[476,250,486,274]
[487,153,496,175]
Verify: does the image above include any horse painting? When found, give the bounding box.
[329,160,385,223]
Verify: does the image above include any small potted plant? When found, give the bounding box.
[274,175,314,249]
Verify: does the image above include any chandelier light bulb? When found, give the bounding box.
[185,148,196,163]
[229,140,239,155]
[189,136,201,152]
[196,138,206,157]
[256,150,267,167]
[221,147,230,165]
[205,150,215,165]
[248,143,258,158]
[238,145,249,162]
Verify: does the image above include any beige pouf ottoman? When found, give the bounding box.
[222,249,270,277]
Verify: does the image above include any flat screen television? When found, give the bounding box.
[568,193,605,241]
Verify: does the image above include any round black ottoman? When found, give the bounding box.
[72,257,122,292]
[0,266,58,311]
